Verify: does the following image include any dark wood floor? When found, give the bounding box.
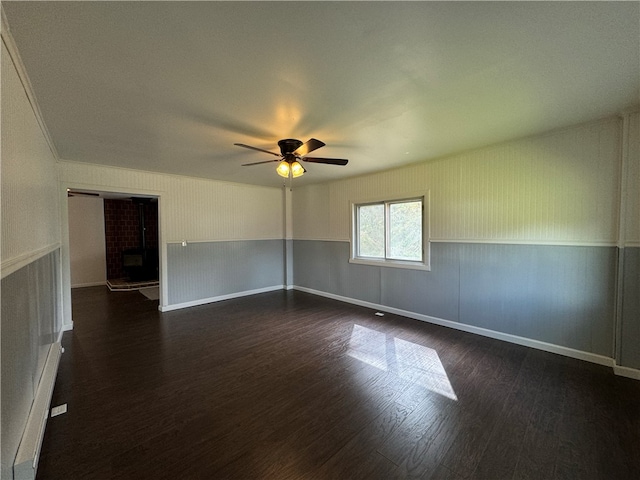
[37,287,640,479]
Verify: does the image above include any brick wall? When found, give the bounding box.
[104,199,158,280]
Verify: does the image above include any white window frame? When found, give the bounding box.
[349,192,430,271]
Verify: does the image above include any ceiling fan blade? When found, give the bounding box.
[242,159,280,166]
[293,138,325,156]
[302,157,349,166]
[234,143,281,157]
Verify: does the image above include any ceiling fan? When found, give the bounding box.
[234,138,348,178]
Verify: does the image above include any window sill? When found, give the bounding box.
[349,257,431,271]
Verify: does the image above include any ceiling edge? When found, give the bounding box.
[1,6,60,161]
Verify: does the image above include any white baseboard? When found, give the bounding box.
[613,365,640,380]
[155,283,640,379]
[158,285,285,312]
[13,342,63,479]
[292,286,640,378]
[71,281,106,288]
[62,322,73,332]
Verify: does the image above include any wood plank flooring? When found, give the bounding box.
[36,287,640,479]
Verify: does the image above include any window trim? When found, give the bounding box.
[349,192,430,271]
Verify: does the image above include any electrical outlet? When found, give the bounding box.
[51,404,67,417]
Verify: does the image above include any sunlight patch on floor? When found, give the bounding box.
[394,337,458,400]
[347,324,457,400]
[347,324,388,371]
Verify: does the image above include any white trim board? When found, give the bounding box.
[166,238,284,245]
[613,365,640,381]
[429,239,618,247]
[158,285,285,312]
[292,238,620,248]
[292,285,640,380]
[1,243,60,279]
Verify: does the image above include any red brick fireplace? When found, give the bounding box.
[104,199,158,281]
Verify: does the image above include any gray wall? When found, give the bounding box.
[285,239,294,287]
[293,240,616,357]
[1,250,61,479]
[620,247,640,369]
[167,240,285,305]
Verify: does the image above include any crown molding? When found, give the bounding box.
[1,6,60,161]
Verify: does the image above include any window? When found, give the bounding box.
[351,194,429,270]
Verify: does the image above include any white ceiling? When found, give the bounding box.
[3,1,639,188]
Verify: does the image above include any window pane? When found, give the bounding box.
[358,204,384,258]
[388,201,422,261]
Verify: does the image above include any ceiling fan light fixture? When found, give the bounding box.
[238,138,348,179]
[276,161,290,178]
[290,161,304,178]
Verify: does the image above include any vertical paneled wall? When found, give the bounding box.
[619,112,640,369]
[58,162,284,242]
[295,117,621,244]
[1,39,62,479]
[622,112,639,245]
[620,249,640,368]
[58,161,285,307]
[1,42,60,264]
[166,240,284,305]
[292,117,630,364]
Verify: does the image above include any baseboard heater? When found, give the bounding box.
[13,342,62,479]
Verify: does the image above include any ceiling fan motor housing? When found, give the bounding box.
[278,139,303,158]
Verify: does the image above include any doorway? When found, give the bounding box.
[66,189,161,300]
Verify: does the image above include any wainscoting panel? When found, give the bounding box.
[284,239,294,287]
[1,249,61,480]
[620,248,640,369]
[380,243,460,322]
[457,243,615,356]
[1,265,33,480]
[293,240,616,358]
[166,240,284,306]
[292,240,381,305]
[33,249,60,374]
